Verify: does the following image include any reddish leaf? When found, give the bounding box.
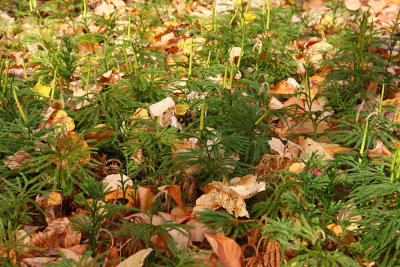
[205,234,242,267]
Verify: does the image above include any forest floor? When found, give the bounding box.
[2,0,400,266]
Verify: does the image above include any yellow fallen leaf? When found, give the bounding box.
[33,80,52,98]
[174,104,189,116]
[326,223,343,237]
[289,162,306,173]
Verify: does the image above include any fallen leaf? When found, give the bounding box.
[137,185,155,211]
[193,175,265,218]
[33,80,52,98]
[288,162,306,173]
[174,104,190,115]
[117,248,153,267]
[59,248,81,261]
[271,78,299,95]
[326,223,343,237]
[186,219,208,243]
[205,234,242,267]
[229,47,243,65]
[158,185,184,212]
[3,150,32,171]
[299,137,333,160]
[149,97,175,118]
[345,0,361,10]
[30,217,81,249]
[103,174,133,192]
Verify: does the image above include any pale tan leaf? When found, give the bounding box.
[229,174,266,198]
[59,248,81,261]
[299,137,333,160]
[186,219,208,243]
[117,248,153,267]
[149,97,175,118]
[345,0,361,10]
[21,257,57,266]
[103,174,133,192]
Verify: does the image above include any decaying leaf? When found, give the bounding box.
[30,217,81,249]
[193,175,266,218]
[3,150,32,171]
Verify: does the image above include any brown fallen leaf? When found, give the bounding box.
[21,257,57,266]
[158,185,185,214]
[271,78,299,95]
[3,150,33,171]
[205,234,242,267]
[30,217,81,249]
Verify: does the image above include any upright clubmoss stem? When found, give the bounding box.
[359,119,369,163]
[127,16,131,40]
[266,0,271,31]
[229,61,235,90]
[200,99,206,131]
[86,66,90,95]
[83,0,88,19]
[22,57,27,80]
[51,67,57,101]
[379,84,385,114]
[12,84,27,123]
[223,63,228,89]
[390,145,400,182]
[188,38,194,79]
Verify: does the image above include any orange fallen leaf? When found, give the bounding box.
[205,234,242,267]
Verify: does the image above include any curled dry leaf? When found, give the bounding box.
[193,175,266,218]
[205,234,242,267]
[3,150,32,171]
[30,217,81,249]
[105,186,155,211]
[46,110,75,133]
[21,257,57,266]
[229,47,243,65]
